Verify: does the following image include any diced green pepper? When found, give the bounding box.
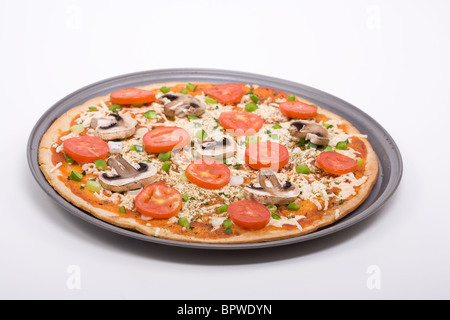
[178,217,193,229]
[94,159,107,169]
[70,170,83,182]
[109,104,122,113]
[205,96,218,104]
[160,86,171,93]
[296,164,310,174]
[218,204,229,213]
[287,202,300,211]
[336,139,349,150]
[86,180,101,192]
[158,151,172,161]
[144,110,157,119]
[245,103,258,112]
[161,161,171,172]
[64,153,75,164]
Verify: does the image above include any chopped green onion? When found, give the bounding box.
[130,145,144,152]
[88,106,97,112]
[223,219,233,229]
[307,142,317,149]
[144,110,157,119]
[86,180,101,192]
[336,139,349,150]
[287,202,300,211]
[94,159,107,169]
[195,129,207,140]
[160,86,171,93]
[244,103,258,112]
[356,157,363,166]
[70,170,83,182]
[296,164,310,174]
[324,146,334,152]
[187,115,199,120]
[186,83,195,92]
[271,213,281,220]
[161,161,171,172]
[218,204,229,213]
[272,124,282,129]
[158,151,172,162]
[64,153,75,164]
[182,194,189,202]
[287,95,296,101]
[249,94,259,103]
[265,204,277,214]
[178,217,193,229]
[225,228,233,235]
[323,123,333,129]
[109,104,122,113]
[70,124,84,134]
[119,206,126,213]
[205,96,218,104]
[180,89,188,94]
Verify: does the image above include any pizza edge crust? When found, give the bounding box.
[38,82,379,244]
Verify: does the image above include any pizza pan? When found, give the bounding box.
[27,68,403,250]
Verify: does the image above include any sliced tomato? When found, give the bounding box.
[185,158,231,190]
[203,83,244,104]
[316,151,358,175]
[245,141,289,170]
[219,111,264,136]
[143,126,190,153]
[63,136,109,164]
[135,183,182,219]
[279,101,318,119]
[251,87,289,100]
[228,200,270,230]
[110,88,156,105]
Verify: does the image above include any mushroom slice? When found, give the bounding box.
[161,93,206,118]
[195,136,237,160]
[98,155,157,192]
[90,113,137,141]
[289,120,329,146]
[244,169,300,205]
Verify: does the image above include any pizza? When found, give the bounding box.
[38,82,379,244]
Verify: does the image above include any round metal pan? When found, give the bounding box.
[27,68,403,250]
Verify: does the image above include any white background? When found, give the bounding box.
[1,0,449,300]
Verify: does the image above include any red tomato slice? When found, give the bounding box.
[110,88,156,105]
[219,111,264,136]
[203,83,244,104]
[63,136,109,164]
[279,101,318,119]
[143,126,190,153]
[228,200,271,230]
[316,151,358,175]
[185,159,231,190]
[245,141,289,170]
[135,183,182,218]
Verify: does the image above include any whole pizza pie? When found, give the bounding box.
[38,82,379,244]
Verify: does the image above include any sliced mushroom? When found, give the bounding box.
[289,120,329,146]
[194,136,237,160]
[244,169,300,205]
[161,93,206,118]
[98,155,157,192]
[90,113,137,141]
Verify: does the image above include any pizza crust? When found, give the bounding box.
[38,82,379,244]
